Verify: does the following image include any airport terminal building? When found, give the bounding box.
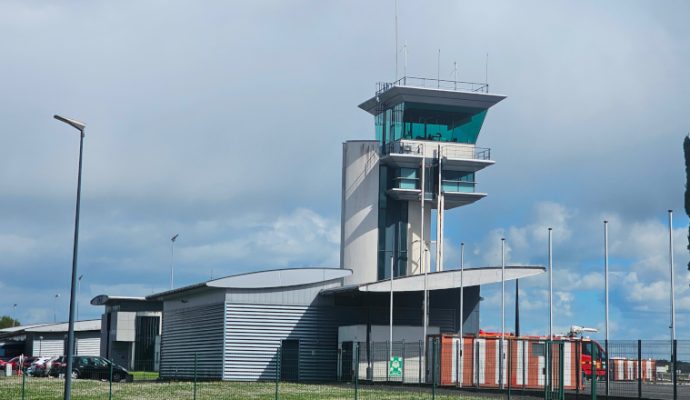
[92,77,544,381]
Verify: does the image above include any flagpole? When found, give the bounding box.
[548,228,553,340]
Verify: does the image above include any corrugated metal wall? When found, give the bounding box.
[224,304,339,381]
[160,303,224,379]
[76,337,100,356]
[31,339,64,357]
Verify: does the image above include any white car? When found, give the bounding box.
[27,357,52,377]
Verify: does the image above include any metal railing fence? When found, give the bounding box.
[1,339,689,400]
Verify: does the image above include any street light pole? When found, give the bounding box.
[604,221,609,345]
[77,275,83,321]
[53,294,60,323]
[668,210,676,343]
[54,114,85,400]
[13,304,17,327]
[170,234,179,290]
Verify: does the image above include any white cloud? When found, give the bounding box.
[180,208,340,272]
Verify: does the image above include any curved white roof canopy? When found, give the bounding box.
[206,267,352,289]
[328,266,544,294]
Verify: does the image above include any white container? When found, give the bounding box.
[5,364,11,377]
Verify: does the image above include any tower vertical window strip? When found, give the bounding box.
[436,145,443,272]
[377,165,388,280]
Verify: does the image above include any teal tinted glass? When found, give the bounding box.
[397,167,418,189]
[441,171,475,193]
[400,103,487,144]
[375,113,384,143]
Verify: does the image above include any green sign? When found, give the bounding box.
[389,356,403,377]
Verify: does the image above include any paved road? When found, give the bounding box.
[577,380,690,400]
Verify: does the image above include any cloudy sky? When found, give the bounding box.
[1,0,688,340]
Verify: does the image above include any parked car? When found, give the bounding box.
[27,357,52,377]
[59,356,132,382]
[7,355,35,371]
[48,356,66,377]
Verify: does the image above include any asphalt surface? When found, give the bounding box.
[575,380,690,400]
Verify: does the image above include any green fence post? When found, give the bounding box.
[543,341,549,400]
[507,339,511,400]
[275,347,281,400]
[672,340,677,400]
[637,340,642,400]
[418,340,422,385]
[604,339,609,400]
[432,338,438,400]
[354,342,359,400]
[591,342,597,400]
[193,353,198,400]
[401,339,405,385]
[109,359,113,400]
[558,341,565,400]
[21,367,25,400]
[386,340,390,382]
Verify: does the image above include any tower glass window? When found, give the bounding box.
[441,171,475,193]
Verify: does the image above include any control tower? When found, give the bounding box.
[341,77,506,285]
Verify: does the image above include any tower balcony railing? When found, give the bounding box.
[377,76,489,95]
[383,140,491,161]
[441,145,491,161]
[383,141,423,156]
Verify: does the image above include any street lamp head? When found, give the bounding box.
[78,275,84,281]
[54,114,85,132]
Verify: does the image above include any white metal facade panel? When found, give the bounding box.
[32,339,63,357]
[160,303,224,380]
[76,337,100,356]
[224,304,338,381]
[564,343,572,386]
[341,141,380,286]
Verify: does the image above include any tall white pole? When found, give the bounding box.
[669,210,676,343]
[394,0,398,81]
[420,150,427,362]
[459,242,464,387]
[420,153,425,275]
[459,243,465,329]
[500,238,506,389]
[423,248,429,368]
[171,240,174,290]
[548,228,553,340]
[437,49,441,88]
[389,255,394,361]
[170,233,179,290]
[403,42,408,83]
[604,221,609,344]
[436,145,442,272]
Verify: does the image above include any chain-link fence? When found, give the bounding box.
[1,339,689,400]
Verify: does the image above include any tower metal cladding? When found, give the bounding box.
[341,77,505,285]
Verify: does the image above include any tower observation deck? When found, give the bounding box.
[341,76,506,286]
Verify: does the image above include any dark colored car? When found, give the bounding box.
[59,356,132,382]
[48,356,66,377]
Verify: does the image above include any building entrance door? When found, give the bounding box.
[280,339,300,382]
